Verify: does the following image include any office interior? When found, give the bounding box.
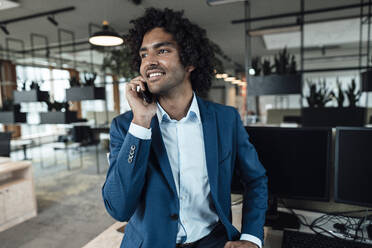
[0,0,372,247]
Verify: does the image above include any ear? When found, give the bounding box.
[186,65,195,73]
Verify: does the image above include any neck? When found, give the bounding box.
[157,82,194,121]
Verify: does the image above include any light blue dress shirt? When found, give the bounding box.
[128,93,262,247]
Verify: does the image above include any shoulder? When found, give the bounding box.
[202,98,238,118]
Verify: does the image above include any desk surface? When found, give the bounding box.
[83,208,371,248]
[11,139,33,146]
[0,157,11,164]
[0,160,31,175]
[82,201,270,248]
[82,222,126,248]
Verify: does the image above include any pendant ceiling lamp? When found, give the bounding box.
[89,21,123,46]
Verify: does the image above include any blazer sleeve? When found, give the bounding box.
[102,116,152,221]
[234,109,268,243]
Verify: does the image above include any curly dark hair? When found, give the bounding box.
[126,8,216,96]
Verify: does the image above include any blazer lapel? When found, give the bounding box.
[197,97,219,199]
[150,116,178,197]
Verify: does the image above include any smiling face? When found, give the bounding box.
[139,27,193,96]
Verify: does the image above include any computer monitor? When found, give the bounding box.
[232,126,332,229]
[72,125,92,143]
[0,132,11,157]
[236,126,332,200]
[334,127,372,207]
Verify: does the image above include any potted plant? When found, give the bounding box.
[13,80,49,103]
[40,100,78,124]
[66,72,105,101]
[262,59,272,76]
[302,79,366,127]
[248,47,301,96]
[68,76,81,87]
[345,79,361,108]
[251,57,262,76]
[102,45,138,80]
[305,80,334,108]
[334,79,345,108]
[0,99,27,124]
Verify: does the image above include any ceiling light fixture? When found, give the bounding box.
[248,25,300,37]
[47,15,58,26]
[224,77,236,82]
[89,20,123,47]
[248,68,255,75]
[207,0,247,6]
[216,73,228,79]
[0,25,9,35]
[0,0,20,11]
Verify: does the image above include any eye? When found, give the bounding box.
[158,49,169,54]
[140,53,147,59]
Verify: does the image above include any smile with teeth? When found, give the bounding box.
[149,72,164,78]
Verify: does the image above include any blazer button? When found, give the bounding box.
[170,214,178,220]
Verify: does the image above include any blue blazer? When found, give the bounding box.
[102,96,268,248]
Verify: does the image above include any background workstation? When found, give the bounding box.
[1,0,372,247]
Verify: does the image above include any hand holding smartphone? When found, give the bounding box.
[126,76,157,129]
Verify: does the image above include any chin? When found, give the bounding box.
[147,81,165,93]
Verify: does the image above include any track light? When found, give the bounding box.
[89,20,124,47]
[47,16,58,26]
[224,77,236,82]
[0,25,9,35]
[207,0,247,6]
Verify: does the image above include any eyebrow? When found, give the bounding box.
[139,42,175,52]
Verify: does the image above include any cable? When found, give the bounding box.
[277,198,372,241]
[278,198,310,227]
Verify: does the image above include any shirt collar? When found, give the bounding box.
[156,92,200,124]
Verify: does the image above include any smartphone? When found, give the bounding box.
[141,82,154,104]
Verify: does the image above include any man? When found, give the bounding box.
[102,8,267,248]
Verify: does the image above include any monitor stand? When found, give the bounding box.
[265,195,300,230]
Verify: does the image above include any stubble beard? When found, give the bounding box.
[148,70,187,98]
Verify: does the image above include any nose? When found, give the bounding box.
[142,53,159,67]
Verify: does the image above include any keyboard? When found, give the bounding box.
[282,230,372,248]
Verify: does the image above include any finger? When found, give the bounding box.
[126,83,136,93]
[133,75,146,82]
[132,76,146,83]
[224,242,231,248]
[128,82,140,92]
[128,80,145,92]
[137,80,146,92]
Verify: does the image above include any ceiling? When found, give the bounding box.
[0,0,367,72]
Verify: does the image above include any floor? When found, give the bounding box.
[0,144,116,248]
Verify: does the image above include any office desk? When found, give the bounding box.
[264,208,372,248]
[0,160,37,232]
[83,201,269,248]
[11,139,33,160]
[82,222,126,248]
[83,203,372,248]
[0,157,11,164]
